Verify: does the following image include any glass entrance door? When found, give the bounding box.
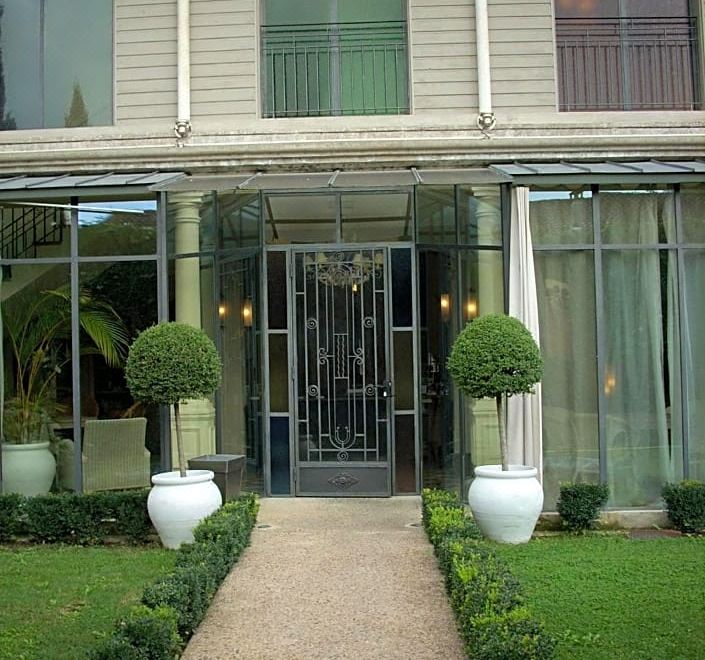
[293,248,392,495]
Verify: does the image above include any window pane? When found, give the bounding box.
[167,192,217,255]
[458,185,502,246]
[419,250,460,493]
[0,0,112,130]
[529,188,593,245]
[681,184,705,243]
[600,188,675,244]
[2,264,73,492]
[0,1,41,129]
[603,249,682,507]
[683,250,705,481]
[78,262,160,489]
[265,194,336,244]
[394,414,416,494]
[391,248,412,327]
[1,200,70,259]
[79,197,157,256]
[535,250,599,509]
[417,186,455,244]
[219,254,264,494]
[219,192,260,249]
[341,193,411,242]
[44,0,112,128]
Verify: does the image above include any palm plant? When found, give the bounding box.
[3,286,129,444]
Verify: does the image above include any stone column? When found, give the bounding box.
[170,192,216,466]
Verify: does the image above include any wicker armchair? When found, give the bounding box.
[57,417,150,492]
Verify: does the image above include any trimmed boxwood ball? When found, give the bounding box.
[447,314,542,471]
[447,314,543,400]
[125,322,222,406]
[125,322,222,476]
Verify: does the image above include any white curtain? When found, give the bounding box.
[600,191,677,506]
[507,186,543,475]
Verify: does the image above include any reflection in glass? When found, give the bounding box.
[265,194,336,244]
[681,183,705,243]
[529,188,593,245]
[219,192,260,248]
[419,250,459,492]
[417,186,455,243]
[341,192,412,242]
[600,187,674,244]
[79,198,157,256]
[0,0,112,130]
[458,185,502,246]
[76,262,160,489]
[219,254,263,493]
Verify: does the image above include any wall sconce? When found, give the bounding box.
[465,296,478,321]
[218,303,227,320]
[440,293,450,321]
[242,299,253,327]
[604,371,616,396]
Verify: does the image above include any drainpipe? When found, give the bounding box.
[474,0,496,132]
[175,0,192,140]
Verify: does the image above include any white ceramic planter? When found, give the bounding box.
[1,442,56,496]
[148,469,222,549]
[468,464,543,544]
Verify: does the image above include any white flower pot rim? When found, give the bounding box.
[474,464,538,479]
[151,469,215,486]
[1,441,52,451]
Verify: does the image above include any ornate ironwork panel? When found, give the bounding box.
[294,248,391,495]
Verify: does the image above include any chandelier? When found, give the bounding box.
[305,251,383,288]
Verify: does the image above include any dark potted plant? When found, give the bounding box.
[125,322,223,548]
[447,313,543,543]
[2,287,127,495]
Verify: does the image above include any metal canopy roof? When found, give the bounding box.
[150,167,511,192]
[491,160,705,177]
[0,171,186,195]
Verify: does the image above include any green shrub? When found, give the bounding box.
[421,489,554,659]
[556,482,609,532]
[446,314,543,401]
[87,605,181,660]
[0,494,24,541]
[426,505,482,547]
[468,607,557,660]
[662,480,705,534]
[142,495,259,637]
[421,488,463,526]
[15,490,151,545]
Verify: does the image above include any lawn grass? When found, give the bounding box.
[493,534,705,660]
[0,545,175,660]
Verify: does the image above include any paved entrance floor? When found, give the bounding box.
[182,497,465,660]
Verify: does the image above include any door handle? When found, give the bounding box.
[377,380,393,398]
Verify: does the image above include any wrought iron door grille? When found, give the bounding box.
[295,249,389,467]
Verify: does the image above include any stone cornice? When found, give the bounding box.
[0,120,702,175]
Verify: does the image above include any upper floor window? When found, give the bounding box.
[0,0,112,131]
[555,0,701,111]
[261,0,409,118]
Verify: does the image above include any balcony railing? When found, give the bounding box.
[261,21,409,118]
[556,16,701,111]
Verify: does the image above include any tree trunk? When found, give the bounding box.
[496,394,509,471]
[174,401,187,478]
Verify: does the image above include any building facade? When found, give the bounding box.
[0,0,703,509]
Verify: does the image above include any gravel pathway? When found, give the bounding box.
[182,497,465,660]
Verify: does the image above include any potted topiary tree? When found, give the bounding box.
[125,322,223,549]
[447,313,543,543]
